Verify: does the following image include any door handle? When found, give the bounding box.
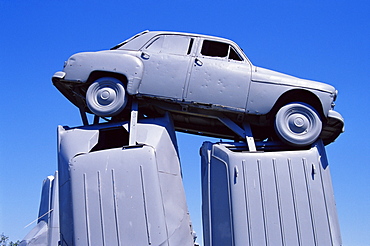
[141,52,150,60]
[195,58,203,66]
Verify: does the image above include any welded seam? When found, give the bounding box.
[257,159,268,245]
[303,159,318,246]
[139,165,151,245]
[97,171,105,246]
[83,173,91,246]
[288,158,302,246]
[272,158,286,246]
[242,160,252,246]
[111,169,121,245]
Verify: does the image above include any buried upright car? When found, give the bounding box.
[52,30,344,147]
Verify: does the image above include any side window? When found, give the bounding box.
[201,40,243,61]
[201,40,229,58]
[145,35,194,56]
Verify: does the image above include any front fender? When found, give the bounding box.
[247,81,334,117]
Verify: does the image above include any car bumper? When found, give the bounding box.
[320,109,345,145]
[52,71,66,81]
[52,71,88,112]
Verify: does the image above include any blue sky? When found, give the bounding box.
[1,1,369,245]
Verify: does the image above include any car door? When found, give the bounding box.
[186,39,252,111]
[138,34,194,100]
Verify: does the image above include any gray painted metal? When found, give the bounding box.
[129,99,139,146]
[20,173,60,246]
[201,140,342,246]
[57,116,194,246]
[52,30,344,146]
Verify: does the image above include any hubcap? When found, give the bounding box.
[274,102,322,146]
[86,77,127,117]
[97,88,116,106]
[288,114,309,134]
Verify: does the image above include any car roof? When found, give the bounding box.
[113,30,239,51]
[144,30,235,42]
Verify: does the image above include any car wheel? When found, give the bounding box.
[274,102,322,146]
[86,77,128,117]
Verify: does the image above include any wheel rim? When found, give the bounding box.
[86,77,127,117]
[275,102,322,146]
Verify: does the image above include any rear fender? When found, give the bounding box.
[64,52,144,95]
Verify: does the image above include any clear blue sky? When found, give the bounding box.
[1,1,369,245]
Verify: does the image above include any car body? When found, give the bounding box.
[52,30,344,146]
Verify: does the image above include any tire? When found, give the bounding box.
[274,102,322,146]
[86,77,128,117]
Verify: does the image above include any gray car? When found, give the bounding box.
[52,30,344,146]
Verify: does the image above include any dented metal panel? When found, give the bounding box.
[57,117,194,246]
[201,140,342,246]
[139,35,194,99]
[70,146,167,245]
[52,31,344,146]
[186,46,252,111]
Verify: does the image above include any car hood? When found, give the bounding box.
[251,66,335,93]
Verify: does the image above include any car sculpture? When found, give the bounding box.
[52,30,344,147]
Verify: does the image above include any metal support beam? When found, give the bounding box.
[216,114,256,151]
[243,122,256,151]
[217,114,246,140]
[129,100,138,146]
[79,107,89,126]
[93,115,100,125]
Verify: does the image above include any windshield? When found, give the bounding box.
[111,30,149,50]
